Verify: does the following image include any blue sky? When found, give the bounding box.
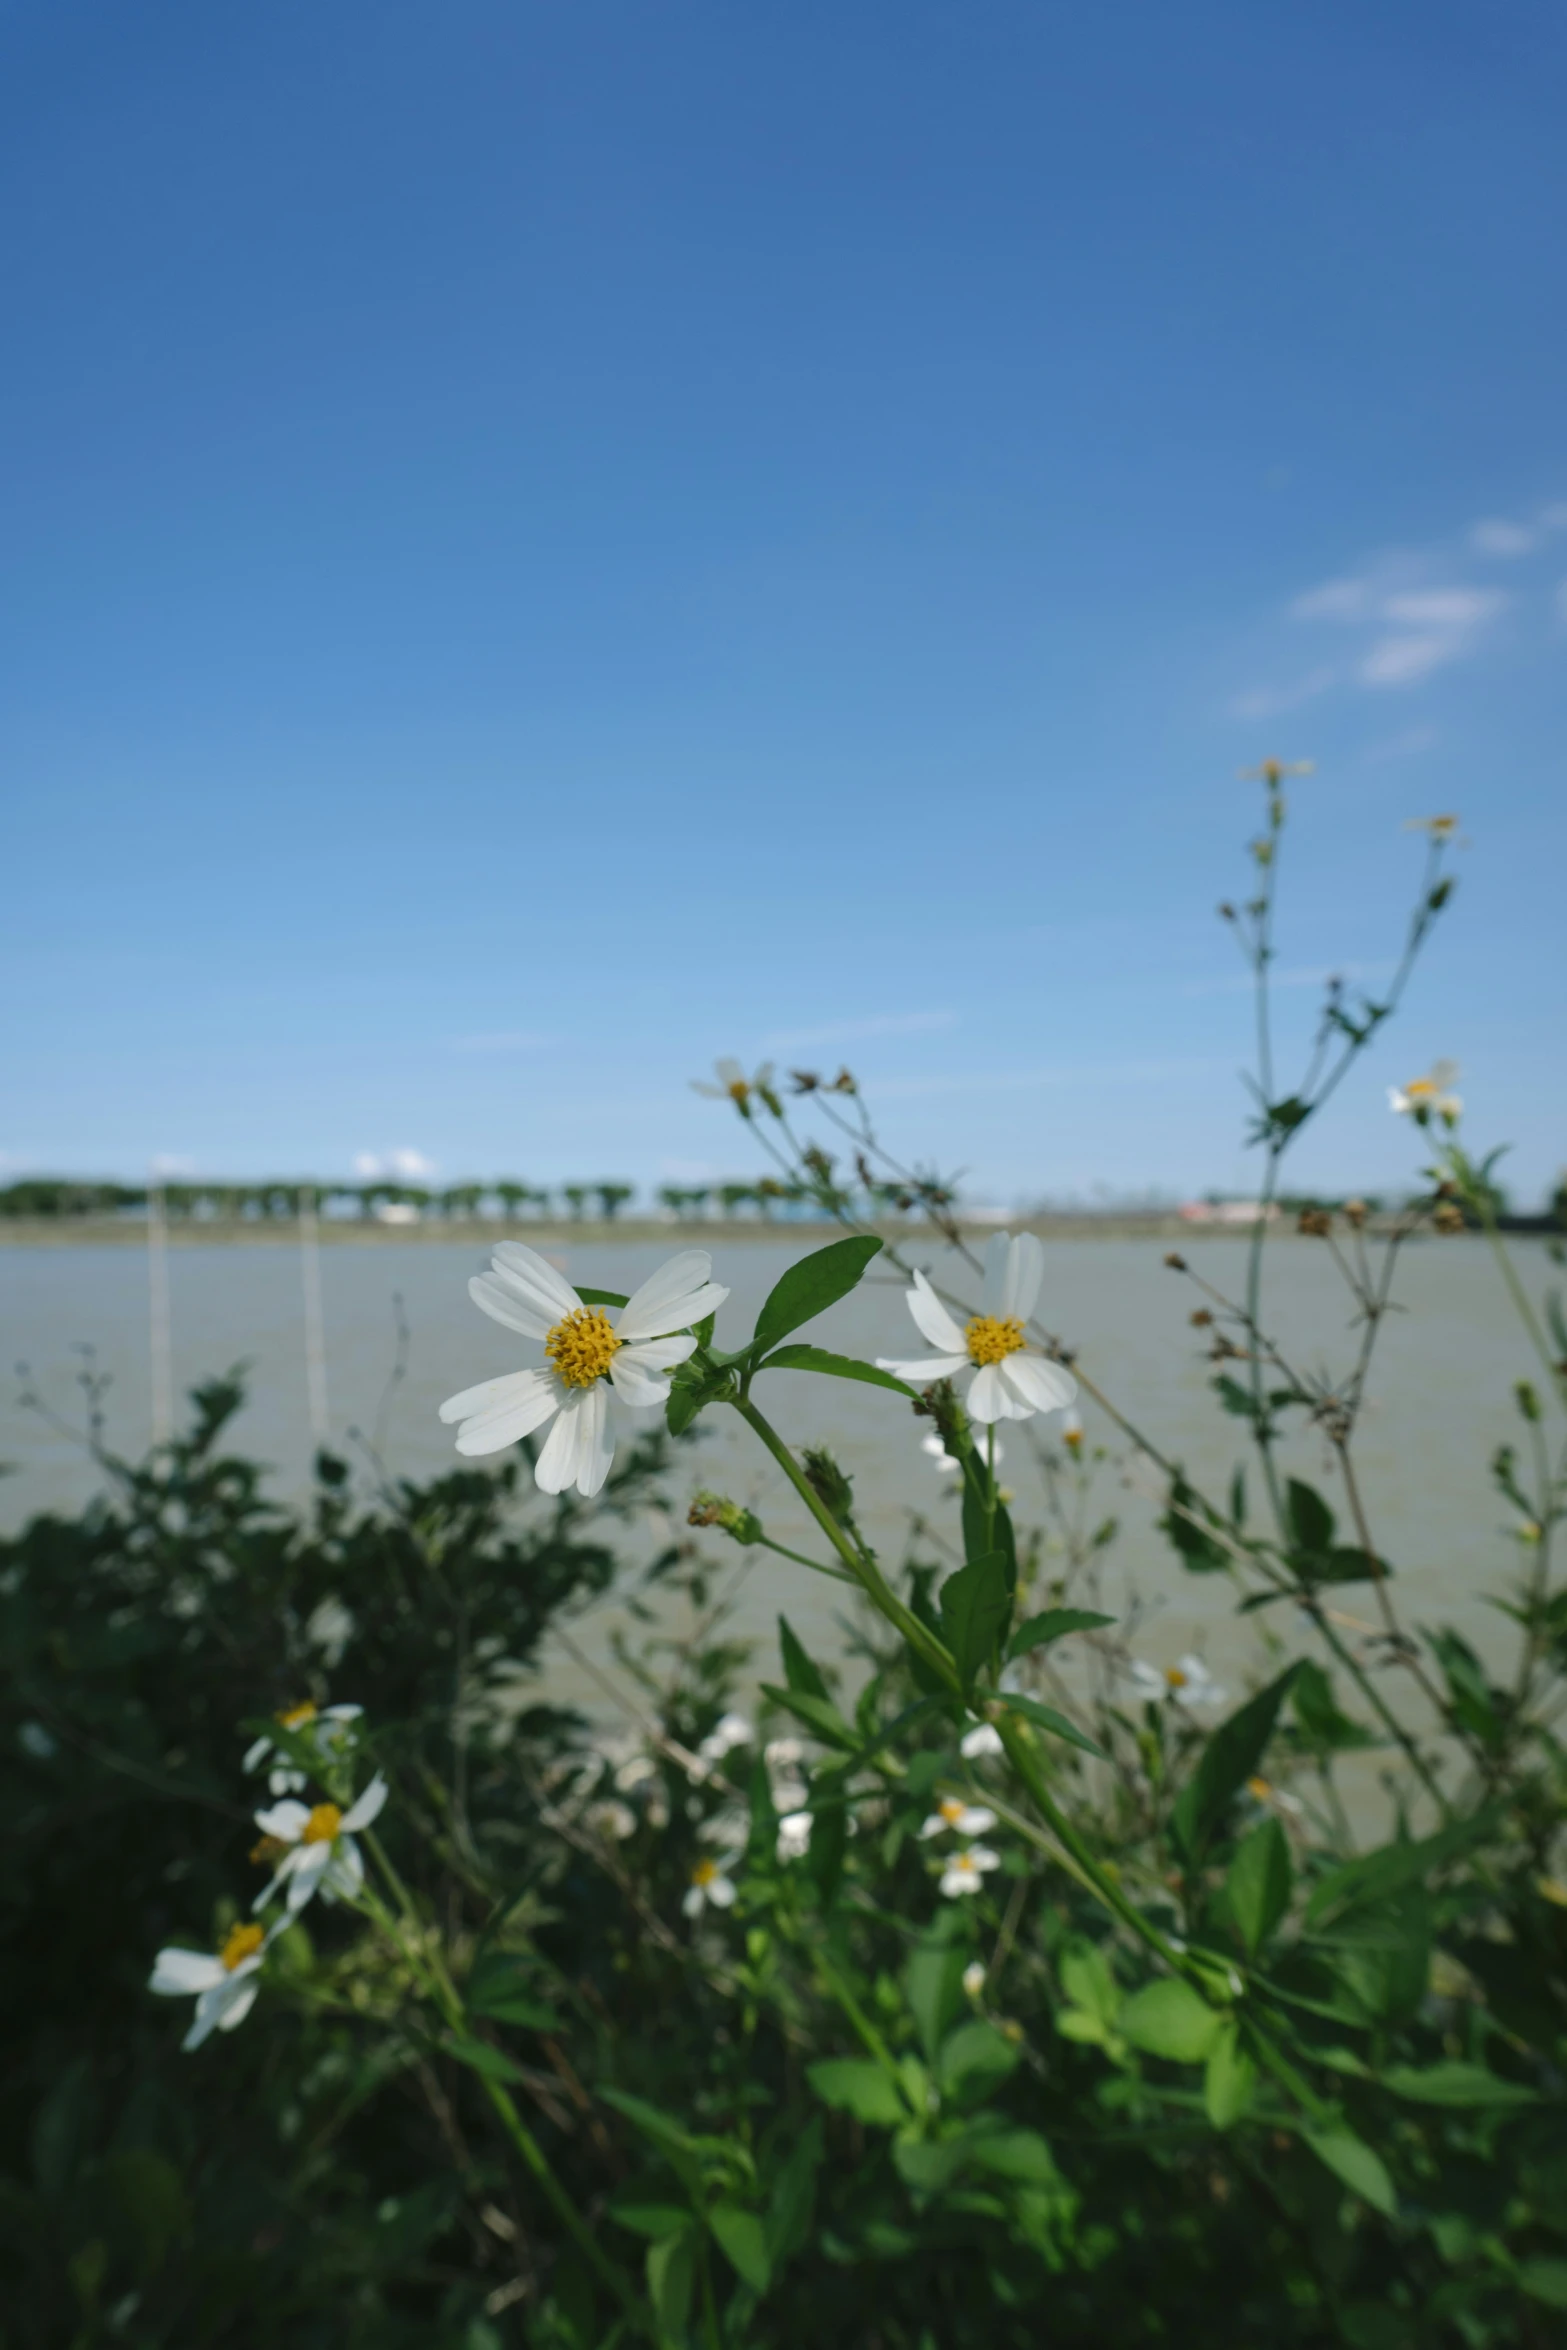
[3,0,1564,1205]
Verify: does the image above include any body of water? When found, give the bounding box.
[0,1231,1542,1740]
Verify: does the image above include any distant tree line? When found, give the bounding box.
[0,1176,846,1223]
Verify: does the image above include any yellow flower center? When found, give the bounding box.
[938,1797,965,1824]
[727,1079,750,1104]
[278,1700,318,1729]
[1246,1776,1272,1800]
[220,1921,265,1971]
[302,1802,343,1845]
[545,1307,623,1389]
[952,1851,979,1876]
[965,1315,1026,1368]
[691,1857,718,1887]
[1165,1666,1189,1690]
[1404,1078,1436,1100]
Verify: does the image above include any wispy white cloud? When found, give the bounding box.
[449,1030,550,1055]
[1471,518,1535,558]
[1363,724,1440,762]
[765,1010,958,1051]
[1229,667,1337,720]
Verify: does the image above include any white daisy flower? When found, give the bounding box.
[683,1855,738,1917]
[939,1845,1001,1899]
[440,1245,730,1498]
[960,1722,1004,1761]
[776,1809,812,1862]
[584,1798,638,1841]
[1246,1774,1306,1820]
[697,1712,754,1765]
[691,1058,778,1116]
[1388,1060,1462,1125]
[962,1960,987,2000]
[242,1700,363,1797]
[920,1796,998,1840]
[1128,1655,1227,1712]
[764,1736,804,1772]
[149,1921,272,2051]
[770,1774,808,1814]
[251,1775,388,1916]
[877,1234,1077,1425]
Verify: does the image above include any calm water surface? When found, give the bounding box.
[0,1233,1541,1734]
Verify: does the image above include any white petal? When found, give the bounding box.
[452,1371,563,1457]
[999,1353,1077,1415]
[906,1271,967,1354]
[707,1875,737,1909]
[985,1232,1043,1320]
[876,1354,968,1381]
[959,1806,997,1835]
[609,1342,685,1408]
[490,1242,582,1319]
[151,1948,225,1995]
[215,1978,260,2033]
[242,1736,271,1773]
[341,1773,388,1833]
[573,1384,616,1497]
[182,1986,228,2050]
[467,1272,555,1341]
[322,1704,363,1723]
[285,1842,334,1913]
[533,1381,594,1494]
[969,1844,1001,1871]
[980,1232,1012,1317]
[322,1839,365,1901]
[619,1252,730,1342]
[254,1799,311,1842]
[682,1885,704,1917]
[439,1369,545,1426]
[968,1363,1027,1424]
[960,1724,1003,1759]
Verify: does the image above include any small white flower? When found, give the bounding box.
[962,1960,987,2000]
[691,1058,777,1115]
[1403,813,1459,838]
[764,1736,804,1772]
[251,1775,388,1916]
[939,1845,1001,1899]
[770,1774,808,1813]
[878,1234,1077,1425]
[242,1700,363,1797]
[920,1796,998,1840]
[440,1246,730,1498]
[1388,1060,1462,1125]
[776,1810,812,1862]
[698,1712,754,1764]
[149,1921,272,2051]
[682,1855,738,1916]
[1128,1655,1227,1712]
[960,1722,1004,1761]
[1246,1774,1306,1819]
[584,1798,638,1841]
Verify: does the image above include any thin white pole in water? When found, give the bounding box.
[299,1183,330,1445]
[147,1179,173,1447]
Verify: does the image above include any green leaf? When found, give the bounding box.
[1168,1664,1300,1867]
[964,2126,1060,2184]
[993,1691,1106,1759]
[759,1682,860,1753]
[1203,2022,1256,2129]
[444,2033,528,2086]
[1519,2259,1567,2311]
[573,1285,629,1307]
[807,2058,908,2125]
[777,1613,831,1702]
[1058,1940,1120,2028]
[757,1344,913,1395]
[1005,1607,1114,1662]
[765,2116,822,2269]
[466,1954,561,2029]
[1226,1818,1293,1958]
[1292,1660,1377,1751]
[1310,1546,1391,1586]
[607,2201,691,2241]
[905,1921,969,2062]
[708,2202,771,2293]
[939,1552,1012,1694]
[1285,1477,1336,1556]
[646,2228,697,2335]
[1305,1802,1507,1928]
[1162,1475,1232,1573]
[961,1455,1018,1593]
[600,2088,706,2162]
[1117,1977,1223,2064]
[1303,2125,1396,2217]
[1381,2062,1538,2108]
[102,2150,190,2279]
[937,2018,1020,2106]
[751,1236,883,1355]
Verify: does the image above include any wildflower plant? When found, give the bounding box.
[9,768,1567,2347]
